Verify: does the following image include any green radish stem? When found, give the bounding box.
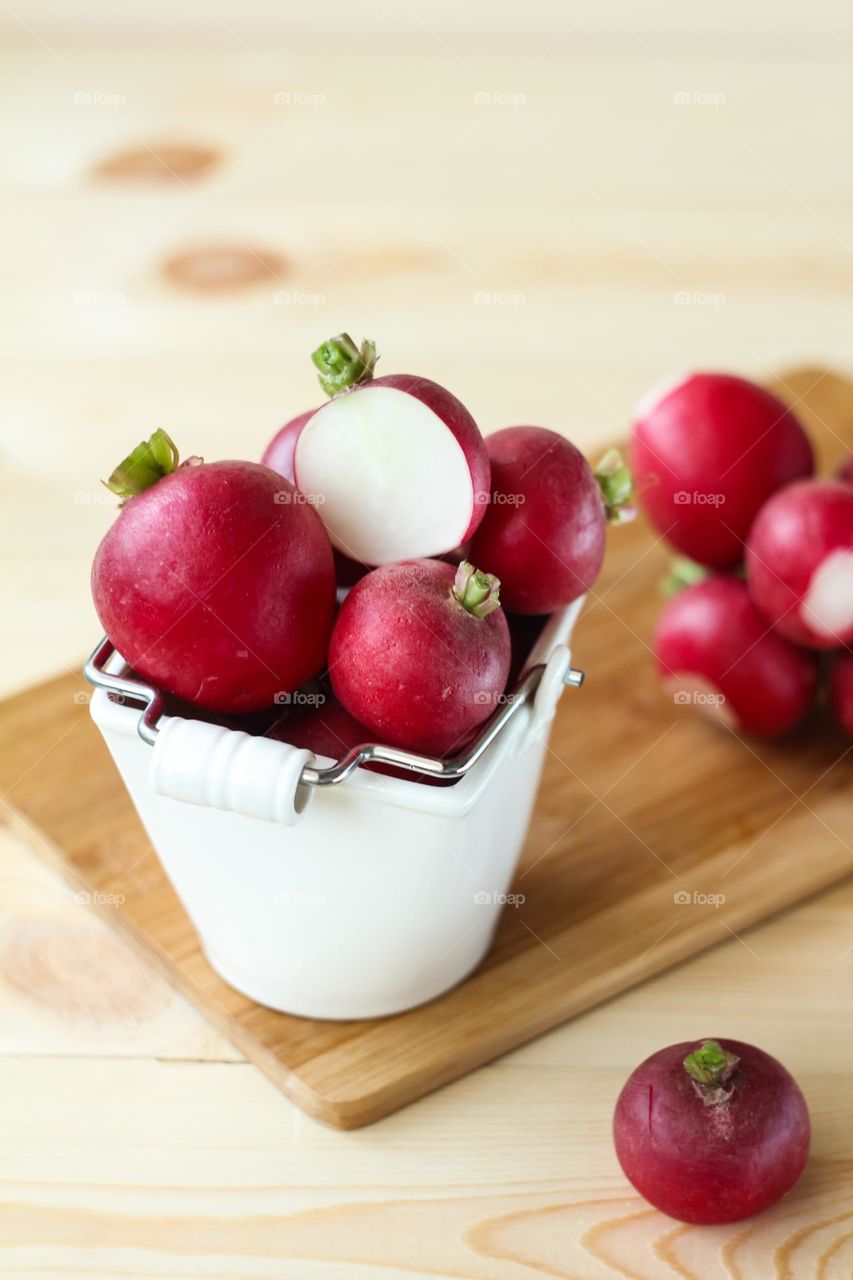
[312,333,378,397]
[660,556,711,597]
[595,448,635,524]
[103,429,185,501]
[683,1039,741,1106]
[452,561,502,618]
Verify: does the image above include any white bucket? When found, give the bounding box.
[90,597,583,1019]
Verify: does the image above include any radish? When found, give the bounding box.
[260,419,368,589]
[270,690,371,760]
[631,373,814,568]
[329,559,510,755]
[269,690,455,785]
[293,334,490,565]
[745,478,853,649]
[829,650,853,736]
[613,1038,810,1224]
[655,576,817,736]
[468,428,633,615]
[839,454,853,486]
[92,430,336,714]
[260,408,315,485]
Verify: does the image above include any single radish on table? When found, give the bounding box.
[294,334,490,565]
[329,559,510,755]
[631,373,814,568]
[92,430,336,713]
[745,478,853,649]
[829,650,853,736]
[655,576,817,736]
[467,427,633,614]
[613,1038,810,1224]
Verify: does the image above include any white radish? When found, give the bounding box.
[294,335,490,566]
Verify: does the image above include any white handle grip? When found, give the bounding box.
[149,718,314,825]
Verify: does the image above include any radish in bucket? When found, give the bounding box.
[745,478,853,649]
[294,334,491,565]
[91,430,336,713]
[468,427,634,614]
[260,408,315,485]
[631,373,814,568]
[329,559,510,755]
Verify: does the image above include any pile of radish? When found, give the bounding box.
[91,334,633,762]
[631,372,853,738]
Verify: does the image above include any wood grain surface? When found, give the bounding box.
[2,12,853,1276]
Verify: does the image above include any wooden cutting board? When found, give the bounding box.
[1,369,850,1130]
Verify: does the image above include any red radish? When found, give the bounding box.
[613,1038,810,1224]
[329,559,510,755]
[91,430,336,714]
[260,407,315,485]
[631,373,814,568]
[270,690,371,759]
[745,479,853,648]
[468,428,633,615]
[269,690,455,784]
[260,411,368,587]
[829,650,853,736]
[294,334,490,565]
[838,454,853,485]
[655,576,817,736]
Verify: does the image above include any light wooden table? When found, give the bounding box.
[1,12,852,1276]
